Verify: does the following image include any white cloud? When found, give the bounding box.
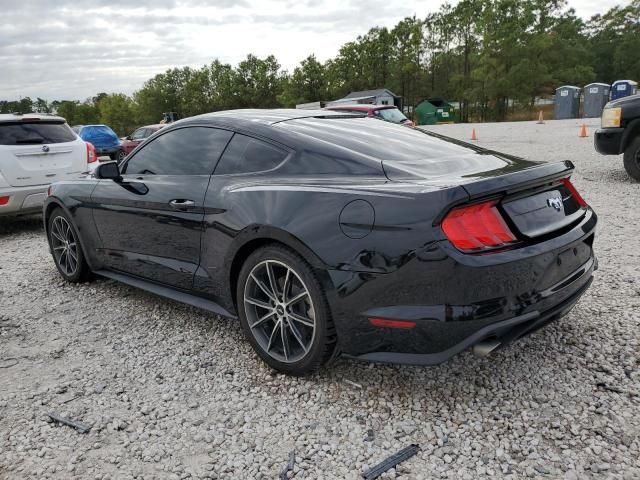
[0,0,627,100]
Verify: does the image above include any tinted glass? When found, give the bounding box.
[123,127,233,175]
[375,108,408,123]
[278,117,537,179]
[278,117,460,162]
[215,134,288,175]
[131,128,147,140]
[0,121,77,145]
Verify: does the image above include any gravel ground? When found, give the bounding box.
[1,118,639,480]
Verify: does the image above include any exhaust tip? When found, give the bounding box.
[472,339,501,357]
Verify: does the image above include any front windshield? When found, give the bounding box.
[375,108,409,123]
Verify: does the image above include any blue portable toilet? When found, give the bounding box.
[611,80,638,100]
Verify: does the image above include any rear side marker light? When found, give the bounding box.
[561,177,587,208]
[86,142,97,163]
[442,200,517,252]
[0,196,10,206]
[368,317,417,329]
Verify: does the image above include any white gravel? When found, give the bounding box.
[1,118,639,479]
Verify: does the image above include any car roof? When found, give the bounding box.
[0,113,66,123]
[326,105,397,112]
[184,109,362,126]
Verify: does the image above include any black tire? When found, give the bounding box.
[109,153,116,160]
[47,208,91,283]
[236,244,337,375]
[623,136,640,182]
[116,150,127,163]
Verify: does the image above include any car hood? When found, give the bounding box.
[606,92,640,108]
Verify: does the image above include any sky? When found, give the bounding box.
[0,0,626,101]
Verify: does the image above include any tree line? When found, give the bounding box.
[1,0,638,133]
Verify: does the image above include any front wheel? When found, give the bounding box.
[623,137,640,182]
[116,149,127,163]
[47,208,91,282]
[237,245,337,375]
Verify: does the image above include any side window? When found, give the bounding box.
[131,128,146,140]
[214,134,288,175]
[122,127,233,175]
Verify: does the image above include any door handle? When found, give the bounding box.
[169,199,196,211]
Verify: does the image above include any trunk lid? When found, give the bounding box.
[380,134,583,241]
[0,120,88,187]
[500,179,586,238]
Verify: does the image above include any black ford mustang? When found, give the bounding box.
[44,109,597,375]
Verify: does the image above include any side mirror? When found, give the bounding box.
[95,161,121,181]
[126,135,132,140]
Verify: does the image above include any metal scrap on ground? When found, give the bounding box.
[362,444,420,480]
[279,450,296,480]
[47,412,91,433]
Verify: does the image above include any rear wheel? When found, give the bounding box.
[236,245,336,375]
[47,208,91,282]
[623,136,640,182]
[116,150,127,163]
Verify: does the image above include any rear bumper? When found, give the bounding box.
[347,261,594,365]
[328,209,597,364]
[594,128,624,155]
[0,185,48,216]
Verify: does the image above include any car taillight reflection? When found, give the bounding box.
[561,177,587,208]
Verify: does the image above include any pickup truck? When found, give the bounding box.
[594,93,640,181]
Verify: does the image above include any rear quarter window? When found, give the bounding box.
[0,121,77,145]
[214,134,288,175]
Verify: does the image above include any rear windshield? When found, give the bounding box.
[0,121,77,145]
[277,117,535,178]
[375,108,409,123]
[278,117,461,162]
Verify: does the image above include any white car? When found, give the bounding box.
[0,113,97,217]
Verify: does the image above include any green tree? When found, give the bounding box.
[97,94,136,136]
[233,54,284,108]
[279,55,327,107]
[54,101,99,126]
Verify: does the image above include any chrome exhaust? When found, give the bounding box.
[472,339,501,357]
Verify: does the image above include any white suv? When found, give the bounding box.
[0,113,96,216]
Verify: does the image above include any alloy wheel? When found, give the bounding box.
[243,260,316,363]
[50,216,79,276]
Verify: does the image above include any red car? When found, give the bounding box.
[325,104,414,126]
[118,124,165,161]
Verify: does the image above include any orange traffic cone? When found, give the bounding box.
[579,124,587,138]
[471,128,478,141]
[537,111,545,124]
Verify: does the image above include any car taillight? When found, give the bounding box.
[561,177,587,208]
[0,196,10,205]
[442,200,517,252]
[86,142,97,163]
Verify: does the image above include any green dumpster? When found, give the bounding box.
[416,99,455,125]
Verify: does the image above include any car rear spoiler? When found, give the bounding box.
[461,160,574,199]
